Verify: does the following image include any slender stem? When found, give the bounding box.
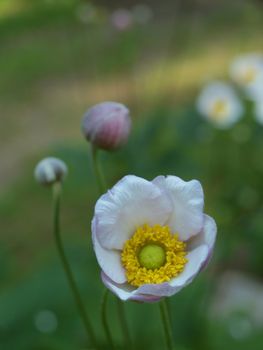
[90,145,132,349]
[52,183,98,349]
[90,145,107,194]
[116,299,133,350]
[101,289,116,350]
[159,299,174,350]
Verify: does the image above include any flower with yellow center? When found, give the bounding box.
[92,175,217,302]
[196,81,243,128]
[229,53,263,101]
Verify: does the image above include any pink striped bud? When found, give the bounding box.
[82,101,131,151]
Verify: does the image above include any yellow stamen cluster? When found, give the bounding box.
[242,68,257,84]
[211,99,229,120]
[121,224,188,287]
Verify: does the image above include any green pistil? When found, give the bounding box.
[138,244,166,270]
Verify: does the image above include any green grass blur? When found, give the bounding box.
[0,0,263,349]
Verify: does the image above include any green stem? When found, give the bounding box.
[101,289,116,350]
[116,299,133,350]
[52,183,98,349]
[91,145,107,194]
[159,299,174,350]
[90,145,132,349]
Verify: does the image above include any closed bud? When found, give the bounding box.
[81,101,131,151]
[35,157,68,186]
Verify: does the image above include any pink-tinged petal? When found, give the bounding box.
[101,272,162,303]
[130,294,162,303]
[137,282,175,297]
[92,219,126,284]
[94,175,172,250]
[153,175,204,241]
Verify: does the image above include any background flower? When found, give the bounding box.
[210,271,263,339]
[196,81,243,128]
[254,101,263,125]
[110,9,133,31]
[229,53,263,101]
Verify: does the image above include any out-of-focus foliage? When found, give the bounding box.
[0,0,263,349]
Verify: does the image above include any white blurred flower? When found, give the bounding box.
[110,9,133,31]
[196,81,243,128]
[210,271,263,330]
[34,310,58,333]
[92,174,217,302]
[75,3,98,24]
[35,157,68,186]
[132,4,153,24]
[229,53,263,101]
[255,101,263,125]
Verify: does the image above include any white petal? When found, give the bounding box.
[92,219,126,283]
[153,175,204,240]
[188,214,217,253]
[94,175,172,249]
[101,272,162,302]
[169,245,209,288]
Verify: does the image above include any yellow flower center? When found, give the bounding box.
[121,224,188,287]
[210,99,229,120]
[242,67,257,84]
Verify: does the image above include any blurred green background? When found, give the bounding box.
[1,0,263,349]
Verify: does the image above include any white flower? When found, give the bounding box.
[255,101,263,125]
[35,157,68,186]
[75,3,98,24]
[34,310,58,334]
[132,4,153,24]
[210,271,263,331]
[110,9,133,31]
[229,53,263,101]
[196,81,243,128]
[92,175,217,302]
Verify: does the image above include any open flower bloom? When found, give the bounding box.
[196,81,243,128]
[92,175,217,302]
[229,53,263,101]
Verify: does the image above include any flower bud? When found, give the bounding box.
[81,101,131,151]
[34,157,68,186]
